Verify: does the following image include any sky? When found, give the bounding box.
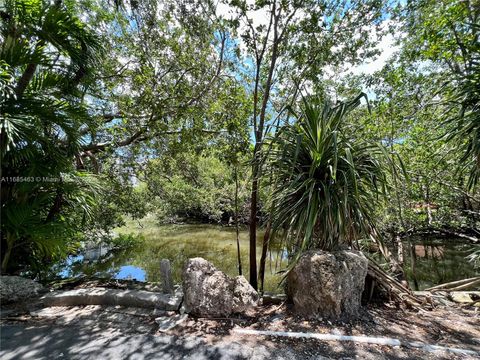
[215,1,400,79]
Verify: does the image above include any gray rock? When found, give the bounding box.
[232,275,258,313]
[182,258,258,317]
[0,276,44,304]
[286,250,368,319]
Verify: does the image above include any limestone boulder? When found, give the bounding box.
[286,250,368,319]
[0,276,44,304]
[232,275,259,313]
[182,258,258,317]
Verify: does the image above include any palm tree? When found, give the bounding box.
[445,69,480,189]
[0,0,101,273]
[266,94,388,261]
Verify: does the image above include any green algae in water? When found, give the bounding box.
[60,220,288,293]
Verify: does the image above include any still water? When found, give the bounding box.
[55,219,479,293]
[57,221,288,293]
[401,238,479,290]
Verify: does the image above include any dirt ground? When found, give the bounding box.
[170,302,480,358]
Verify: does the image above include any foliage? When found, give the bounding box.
[0,0,102,273]
[1,0,478,286]
[266,95,389,254]
[398,0,480,188]
[107,233,143,250]
[144,153,251,224]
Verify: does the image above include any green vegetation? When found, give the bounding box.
[266,95,389,254]
[0,0,102,273]
[144,152,251,224]
[0,0,478,291]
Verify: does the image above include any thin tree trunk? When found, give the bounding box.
[390,116,407,283]
[258,221,271,294]
[234,165,242,276]
[396,235,404,266]
[248,1,280,290]
[409,240,419,291]
[425,183,433,226]
[1,233,14,274]
[249,168,259,290]
[16,63,37,97]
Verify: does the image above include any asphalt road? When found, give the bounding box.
[0,323,305,360]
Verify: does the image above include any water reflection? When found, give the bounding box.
[57,224,288,293]
[55,225,479,293]
[402,238,479,290]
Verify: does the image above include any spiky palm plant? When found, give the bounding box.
[0,0,102,273]
[445,69,480,189]
[266,94,388,258]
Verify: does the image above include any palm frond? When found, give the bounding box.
[266,95,389,257]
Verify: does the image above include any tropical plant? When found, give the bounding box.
[397,0,480,189]
[0,0,102,273]
[266,94,389,258]
[445,69,480,189]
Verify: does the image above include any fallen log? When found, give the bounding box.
[425,277,480,292]
[398,228,479,243]
[367,260,425,309]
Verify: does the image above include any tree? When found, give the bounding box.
[72,0,241,158]
[0,0,101,273]
[266,94,388,264]
[228,0,387,289]
[397,0,480,187]
[144,152,250,224]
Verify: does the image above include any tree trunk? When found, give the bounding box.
[234,165,242,276]
[1,233,14,274]
[16,63,37,97]
[249,168,258,290]
[248,3,279,291]
[409,239,419,291]
[258,221,271,294]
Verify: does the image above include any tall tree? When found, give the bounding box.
[398,0,480,187]
[228,0,387,289]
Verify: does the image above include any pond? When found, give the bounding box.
[55,218,288,293]
[400,237,479,290]
[54,217,479,293]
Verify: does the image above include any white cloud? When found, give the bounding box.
[349,32,398,76]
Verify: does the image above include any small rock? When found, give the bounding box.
[450,292,477,303]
